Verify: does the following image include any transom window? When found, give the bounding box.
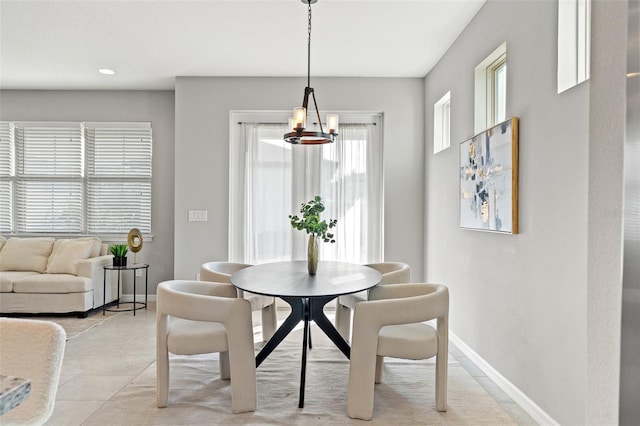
[474,42,507,132]
[0,121,152,236]
[433,91,451,154]
[489,56,507,125]
[557,0,591,93]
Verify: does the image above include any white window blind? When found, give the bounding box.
[15,123,83,233]
[0,121,152,236]
[0,122,13,232]
[85,123,152,234]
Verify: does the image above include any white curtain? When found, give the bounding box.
[319,123,383,263]
[243,123,292,264]
[234,116,383,265]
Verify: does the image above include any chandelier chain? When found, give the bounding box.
[284,0,337,144]
[307,1,312,88]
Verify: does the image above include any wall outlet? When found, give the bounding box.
[136,269,142,277]
[188,210,208,222]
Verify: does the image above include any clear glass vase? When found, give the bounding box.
[307,234,318,275]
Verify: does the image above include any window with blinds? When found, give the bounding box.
[15,123,84,233]
[85,123,152,234]
[0,122,13,232]
[0,121,152,236]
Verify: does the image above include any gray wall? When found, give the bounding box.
[1,2,630,422]
[0,90,176,295]
[174,77,425,280]
[587,1,627,424]
[424,1,625,424]
[621,0,640,423]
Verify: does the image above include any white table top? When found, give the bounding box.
[230,260,382,298]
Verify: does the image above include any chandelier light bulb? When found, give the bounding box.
[326,114,339,134]
[293,107,307,130]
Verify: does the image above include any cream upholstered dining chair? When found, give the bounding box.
[335,262,411,341]
[346,283,449,420]
[0,318,66,425]
[200,261,277,342]
[156,280,256,414]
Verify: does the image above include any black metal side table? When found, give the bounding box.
[103,263,149,316]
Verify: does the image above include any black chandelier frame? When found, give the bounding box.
[284,0,338,145]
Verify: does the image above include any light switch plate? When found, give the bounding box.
[188,210,208,222]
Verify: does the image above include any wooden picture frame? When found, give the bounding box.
[459,117,519,234]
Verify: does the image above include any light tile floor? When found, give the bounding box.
[44,304,537,425]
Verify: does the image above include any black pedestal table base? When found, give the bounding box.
[255,295,350,408]
[229,261,381,409]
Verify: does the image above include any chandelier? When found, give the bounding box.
[284,0,338,145]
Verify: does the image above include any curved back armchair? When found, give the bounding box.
[335,261,411,340]
[347,283,449,420]
[156,280,256,414]
[0,318,66,425]
[200,261,277,342]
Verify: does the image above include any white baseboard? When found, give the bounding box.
[449,331,559,426]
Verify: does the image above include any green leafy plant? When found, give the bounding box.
[289,195,337,243]
[109,243,129,257]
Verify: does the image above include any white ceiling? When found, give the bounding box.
[0,0,486,90]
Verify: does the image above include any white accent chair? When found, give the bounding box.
[347,283,449,420]
[200,261,277,342]
[0,317,66,425]
[156,280,256,414]
[335,262,411,341]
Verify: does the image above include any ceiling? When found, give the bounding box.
[0,0,486,90]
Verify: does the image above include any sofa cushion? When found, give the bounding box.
[0,271,41,292]
[46,239,94,276]
[12,274,92,294]
[0,237,55,273]
[76,237,102,258]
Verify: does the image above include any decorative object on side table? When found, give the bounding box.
[127,228,143,264]
[109,243,128,267]
[289,195,337,275]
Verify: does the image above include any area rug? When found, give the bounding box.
[81,327,516,425]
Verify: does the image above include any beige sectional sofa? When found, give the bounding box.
[0,236,118,317]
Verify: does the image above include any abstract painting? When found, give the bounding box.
[459,117,518,234]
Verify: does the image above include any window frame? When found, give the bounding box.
[488,55,507,126]
[474,42,507,133]
[228,110,384,264]
[557,0,591,93]
[433,91,451,154]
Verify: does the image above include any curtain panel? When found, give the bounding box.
[230,115,383,265]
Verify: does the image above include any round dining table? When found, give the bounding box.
[230,260,382,408]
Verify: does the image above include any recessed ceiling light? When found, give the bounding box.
[98,68,115,75]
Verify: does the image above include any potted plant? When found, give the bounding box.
[289,195,337,275]
[110,243,129,267]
